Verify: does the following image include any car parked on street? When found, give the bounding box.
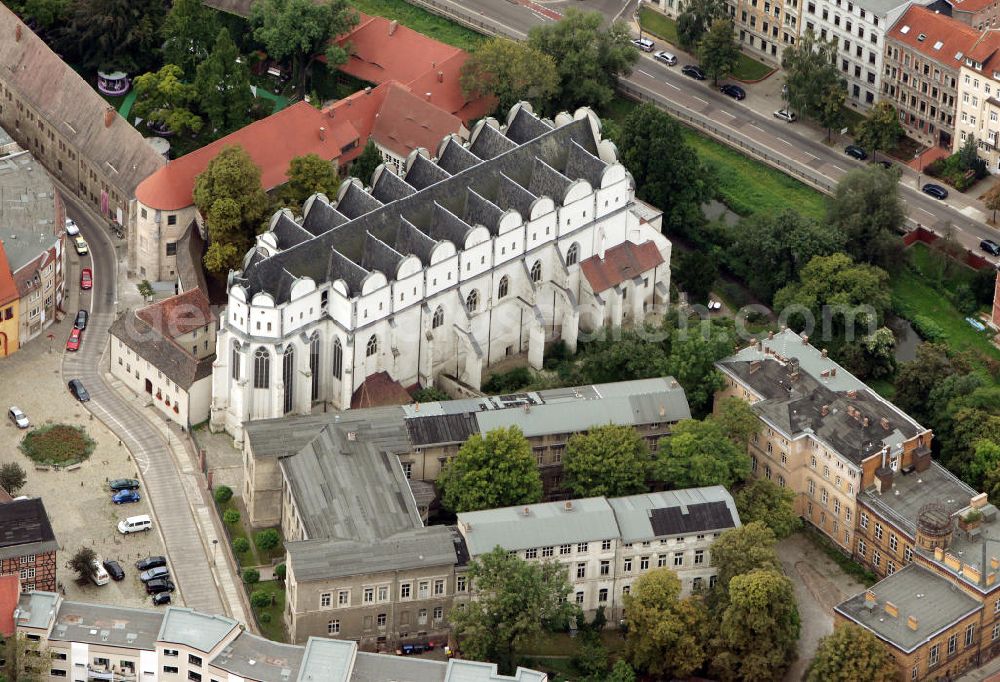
[844,144,868,160]
[145,578,175,595]
[720,84,746,100]
[66,327,82,352]
[7,406,29,429]
[653,50,677,65]
[981,239,1000,256]
[73,236,88,256]
[68,379,90,402]
[112,489,140,504]
[65,218,80,237]
[139,566,170,583]
[773,109,796,122]
[103,560,125,581]
[631,37,654,52]
[109,479,140,492]
[74,309,88,330]
[136,556,167,572]
[80,268,92,290]
[681,64,706,80]
[152,592,171,606]
[921,183,949,200]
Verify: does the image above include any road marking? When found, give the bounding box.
[749,124,765,133]
[917,207,936,218]
[830,164,846,173]
[720,110,736,118]
[692,96,708,105]
[638,69,656,79]
[804,152,818,160]
[778,138,792,145]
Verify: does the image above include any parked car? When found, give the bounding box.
[653,50,677,65]
[139,566,170,583]
[73,236,88,256]
[844,144,868,160]
[109,479,140,492]
[981,239,1000,256]
[921,183,949,200]
[66,327,82,352]
[68,379,90,402]
[397,643,435,656]
[631,37,654,52]
[91,559,109,586]
[112,489,140,504]
[7,406,29,429]
[80,268,92,290]
[103,560,125,581]
[151,592,171,606]
[773,109,796,122]
[117,514,152,535]
[74,309,88,330]
[681,64,706,80]
[135,556,167,572]
[145,578,175,595]
[64,218,80,237]
[720,84,746,100]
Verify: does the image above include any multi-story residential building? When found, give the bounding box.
[954,31,1000,169]
[14,593,547,682]
[715,328,932,556]
[456,486,740,620]
[733,0,804,65]
[802,0,911,109]
[929,0,1000,30]
[209,103,672,441]
[0,498,57,592]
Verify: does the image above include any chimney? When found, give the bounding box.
[425,92,432,101]
[521,506,530,517]
[437,71,444,83]
[319,126,326,141]
[389,19,398,35]
[880,417,890,430]
[104,107,115,128]
[821,348,828,358]
[863,417,870,428]
[907,615,919,631]
[564,500,574,511]
[864,590,877,605]
[749,360,761,374]
[847,389,857,399]
[767,331,774,340]
[991,557,999,570]
[659,405,666,417]
[972,492,988,509]
[935,547,944,561]
[831,368,837,377]
[347,431,357,442]
[801,333,809,345]
[875,466,894,493]
[365,86,371,95]
[15,24,22,41]
[415,402,420,412]
[820,404,830,417]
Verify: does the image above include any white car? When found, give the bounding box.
[7,406,29,429]
[91,558,110,586]
[653,50,677,66]
[773,109,796,122]
[631,37,654,52]
[73,236,89,256]
[64,218,80,237]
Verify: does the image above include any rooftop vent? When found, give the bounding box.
[918,33,927,41]
[521,506,531,517]
[564,500,574,511]
[347,431,357,442]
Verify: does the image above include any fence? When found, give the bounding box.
[403,0,515,38]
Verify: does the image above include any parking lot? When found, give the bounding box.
[0,251,170,608]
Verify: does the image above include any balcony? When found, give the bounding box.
[87,664,136,681]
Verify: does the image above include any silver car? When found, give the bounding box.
[773,109,796,122]
[140,566,170,583]
[7,406,29,429]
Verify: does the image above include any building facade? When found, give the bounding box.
[929,0,1000,30]
[0,498,58,592]
[733,0,805,65]
[954,33,1000,169]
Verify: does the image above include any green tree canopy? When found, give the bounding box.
[460,38,560,114]
[699,19,740,84]
[710,521,782,594]
[250,0,358,97]
[438,427,543,513]
[55,0,165,72]
[623,568,710,678]
[280,153,340,210]
[655,418,750,489]
[782,29,845,133]
[161,0,221,78]
[674,250,718,303]
[17,0,70,27]
[734,480,801,539]
[806,623,899,682]
[69,547,98,580]
[676,0,730,50]
[527,9,638,111]
[606,659,638,682]
[664,320,736,418]
[350,140,383,185]
[451,546,577,674]
[714,396,761,447]
[892,343,965,422]
[0,462,28,496]
[2,631,52,682]
[840,326,897,380]
[827,165,905,269]
[134,64,203,137]
[856,101,904,157]
[195,28,253,136]
[563,424,651,497]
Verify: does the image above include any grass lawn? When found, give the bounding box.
[639,6,679,45]
[521,631,627,681]
[252,580,288,642]
[732,53,774,81]
[906,242,978,292]
[840,106,866,136]
[219,498,286,567]
[350,0,486,51]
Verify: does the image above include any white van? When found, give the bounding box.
[91,558,110,586]
[117,514,152,535]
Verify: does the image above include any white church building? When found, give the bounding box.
[210,104,672,441]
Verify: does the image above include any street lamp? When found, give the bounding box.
[212,539,219,565]
[915,150,924,188]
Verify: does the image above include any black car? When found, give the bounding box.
[136,556,167,572]
[981,239,1000,256]
[844,144,868,161]
[74,309,88,330]
[921,183,949,200]
[68,379,90,402]
[103,560,125,581]
[145,578,175,595]
[720,84,746,100]
[109,478,140,492]
[152,592,171,606]
[681,64,705,80]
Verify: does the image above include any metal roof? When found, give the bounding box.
[298,638,355,682]
[157,607,238,651]
[445,660,548,682]
[212,632,304,682]
[609,486,741,543]
[45,599,164,651]
[352,652,448,682]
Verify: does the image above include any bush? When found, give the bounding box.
[250,589,272,608]
[259,612,272,624]
[19,424,95,465]
[274,563,286,581]
[543,340,571,370]
[242,568,260,585]
[0,462,27,495]
[482,367,533,394]
[910,314,946,342]
[232,537,250,554]
[223,509,241,525]
[254,528,281,552]
[213,486,233,504]
[411,386,450,403]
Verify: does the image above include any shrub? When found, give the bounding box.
[482,367,533,394]
[543,340,571,369]
[254,528,281,552]
[19,424,95,465]
[0,462,27,495]
[232,537,250,554]
[259,612,272,624]
[274,563,286,581]
[910,314,946,342]
[242,568,260,585]
[213,486,233,504]
[411,386,450,403]
[250,589,272,608]
[223,509,241,525]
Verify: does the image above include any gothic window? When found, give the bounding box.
[466,290,479,312]
[231,341,241,381]
[366,335,378,357]
[497,276,509,299]
[309,333,320,401]
[432,306,444,329]
[253,347,270,389]
[530,260,542,282]
[282,346,295,414]
[566,243,579,266]
[332,338,343,379]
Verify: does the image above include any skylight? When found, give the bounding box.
[933,40,944,50]
[900,25,911,33]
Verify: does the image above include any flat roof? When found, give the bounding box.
[445,660,548,682]
[15,591,60,630]
[0,150,59,274]
[245,406,406,459]
[351,652,447,682]
[861,461,976,537]
[157,607,237,651]
[212,632,304,682]
[298,637,355,682]
[48,599,165,651]
[608,486,740,543]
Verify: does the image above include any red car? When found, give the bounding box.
[80,268,92,290]
[66,327,82,352]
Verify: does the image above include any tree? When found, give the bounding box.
[460,38,560,114]
[133,65,203,136]
[617,104,715,237]
[195,29,253,136]
[710,522,782,594]
[985,182,1000,223]
[213,485,233,504]
[655,419,750,489]
[606,660,637,682]
[351,140,383,185]
[773,253,891,339]
[194,145,271,276]
[711,569,800,681]
[827,165,905,269]
[55,0,165,73]
[624,568,710,678]
[840,326,896,380]
[275,563,287,581]
[966,439,1000,491]
[664,321,734,418]
[699,19,740,85]
[19,0,70,27]
[438,427,543,513]
[69,547,98,580]
[250,0,359,98]
[232,537,250,554]
[806,623,900,682]
[674,250,718,303]
[527,9,638,111]
[137,280,154,300]
[676,0,730,50]
[250,589,272,608]
[714,396,760,447]
[856,101,903,158]
[280,153,340,209]
[563,424,651,497]
[782,29,845,135]
[161,0,221,79]
[816,86,847,142]
[450,546,577,674]
[1,631,52,682]
[735,480,800,539]
[254,529,280,552]
[0,462,27,496]
[571,629,609,679]
[242,568,260,585]
[223,509,241,525]
[893,343,964,422]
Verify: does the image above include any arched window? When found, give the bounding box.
[309,333,320,401]
[332,338,343,380]
[566,243,579,266]
[530,260,542,283]
[497,276,509,300]
[282,346,295,414]
[432,306,444,329]
[253,347,270,388]
[366,335,378,357]
[466,290,479,312]
[231,341,241,381]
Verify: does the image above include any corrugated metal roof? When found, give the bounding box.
[458,498,619,555]
[609,487,740,543]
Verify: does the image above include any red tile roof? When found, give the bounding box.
[888,6,984,66]
[580,241,665,293]
[136,288,215,338]
[371,83,465,158]
[351,371,413,409]
[0,244,18,307]
[0,575,19,637]
[949,0,997,15]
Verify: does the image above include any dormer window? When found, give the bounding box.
[917,33,926,41]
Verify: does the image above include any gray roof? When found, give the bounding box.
[157,607,238,651]
[298,638,355,682]
[352,652,447,682]
[0,149,60,274]
[836,563,981,652]
[301,196,348,236]
[0,498,58,561]
[371,168,417,204]
[505,107,553,145]
[48,600,165,650]
[109,313,213,390]
[244,407,407,459]
[212,632,304,682]
[862,461,975,537]
[445,661,547,682]
[458,498,619,555]
[608,486,741,543]
[854,0,911,16]
[437,138,480,175]
[15,591,61,630]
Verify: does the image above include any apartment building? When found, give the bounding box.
[14,593,546,682]
[929,0,1000,29]
[456,487,740,621]
[715,329,932,556]
[733,0,804,65]
[954,30,1000,169]
[0,498,58,592]
[802,0,911,108]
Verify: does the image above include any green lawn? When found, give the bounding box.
[252,580,288,642]
[639,6,679,45]
[906,242,978,292]
[350,0,486,51]
[733,53,774,81]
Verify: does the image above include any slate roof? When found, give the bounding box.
[109,314,213,391]
[0,148,60,275]
[580,240,665,293]
[0,498,57,561]
[406,413,479,446]
[175,222,208,294]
